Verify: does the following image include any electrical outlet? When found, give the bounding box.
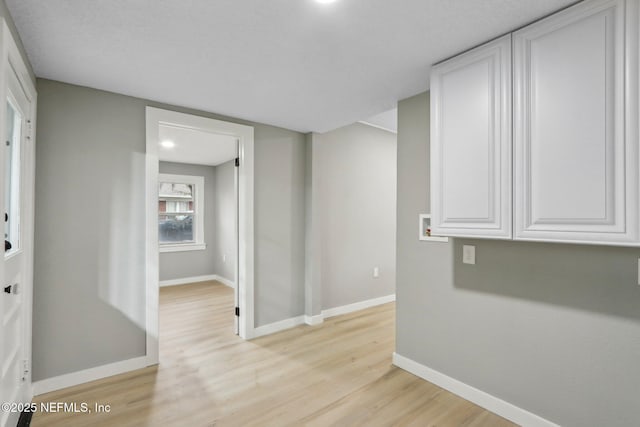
[463,245,475,265]
[373,267,379,278]
[223,254,226,263]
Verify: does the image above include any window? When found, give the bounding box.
[5,98,22,256]
[158,174,205,252]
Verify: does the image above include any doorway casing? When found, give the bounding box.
[145,107,255,365]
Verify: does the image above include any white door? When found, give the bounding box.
[1,63,34,427]
[430,34,512,239]
[234,145,239,335]
[513,0,638,244]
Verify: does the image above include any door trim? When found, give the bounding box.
[145,107,255,366]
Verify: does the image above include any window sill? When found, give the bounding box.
[160,243,206,253]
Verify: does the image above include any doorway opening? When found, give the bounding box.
[145,108,255,365]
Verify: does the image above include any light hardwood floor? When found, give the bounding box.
[32,281,515,426]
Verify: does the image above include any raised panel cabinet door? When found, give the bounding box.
[430,35,512,238]
[514,0,639,245]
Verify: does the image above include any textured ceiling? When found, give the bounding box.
[7,0,575,133]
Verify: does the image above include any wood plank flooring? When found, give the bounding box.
[31,281,515,426]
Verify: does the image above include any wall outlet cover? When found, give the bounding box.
[463,245,476,265]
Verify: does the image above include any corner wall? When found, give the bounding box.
[395,91,640,427]
[309,123,397,311]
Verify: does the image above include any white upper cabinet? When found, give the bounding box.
[430,0,639,246]
[513,0,638,245]
[430,35,512,239]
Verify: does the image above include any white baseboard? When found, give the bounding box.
[322,294,395,319]
[392,353,559,427]
[251,316,305,339]
[213,275,235,288]
[304,314,324,326]
[33,356,151,396]
[301,295,396,326]
[159,274,235,288]
[159,274,218,287]
[251,295,396,338]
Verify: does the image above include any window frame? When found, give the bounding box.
[158,173,206,252]
[4,83,25,259]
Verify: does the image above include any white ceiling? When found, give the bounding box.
[158,125,237,166]
[6,0,575,133]
[360,108,397,133]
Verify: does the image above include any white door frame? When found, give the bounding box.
[145,107,255,364]
[0,17,37,423]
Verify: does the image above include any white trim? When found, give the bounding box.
[304,314,324,326]
[159,274,218,287]
[357,120,397,134]
[146,107,255,365]
[418,214,449,242]
[159,243,206,253]
[233,138,240,334]
[32,356,149,396]
[392,353,560,427]
[251,316,305,339]
[145,111,160,366]
[159,274,235,288]
[236,122,255,340]
[321,294,395,319]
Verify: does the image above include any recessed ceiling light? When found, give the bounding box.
[160,140,175,149]
[316,0,337,4]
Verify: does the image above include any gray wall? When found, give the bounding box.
[158,161,216,282]
[254,125,306,326]
[395,91,640,427]
[213,159,236,283]
[312,123,397,310]
[34,79,306,381]
[34,80,147,381]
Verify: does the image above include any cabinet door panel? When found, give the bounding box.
[514,0,638,244]
[441,59,491,220]
[431,35,512,238]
